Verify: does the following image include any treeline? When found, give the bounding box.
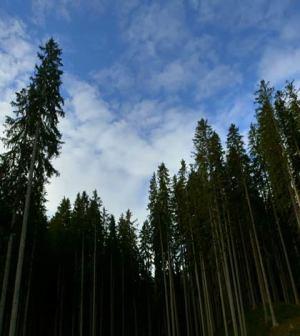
[0,39,300,336]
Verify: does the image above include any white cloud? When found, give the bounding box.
[92,3,231,102]
[31,0,140,24]
[0,16,35,153]
[191,0,289,31]
[148,60,193,94]
[123,1,187,56]
[93,35,218,99]
[0,17,35,89]
[93,64,135,95]
[196,65,242,101]
[259,47,300,85]
[280,17,300,42]
[47,76,199,222]
[65,75,113,123]
[31,0,81,23]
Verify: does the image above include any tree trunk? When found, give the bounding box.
[22,230,37,336]
[229,228,247,336]
[214,204,238,336]
[191,283,200,336]
[9,125,39,336]
[243,181,278,327]
[59,273,64,336]
[71,252,78,336]
[181,253,190,336]
[122,262,125,336]
[0,213,16,336]
[110,253,114,336]
[92,223,97,336]
[272,203,299,304]
[200,256,214,336]
[188,222,205,336]
[249,231,268,322]
[54,266,62,336]
[167,252,177,336]
[147,291,152,336]
[79,235,85,336]
[171,267,180,336]
[133,299,138,336]
[213,240,228,336]
[239,220,256,309]
[276,258,289,303]
[99,270,104,336]
[158,225,171,336]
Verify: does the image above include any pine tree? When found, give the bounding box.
[139,220,153,278]
[107,215,117,336]
[87,191,103,336]
[253,81,299,305]
[0,38,64,336]
[139,220,154,336]
[72,192,89,336]
[48,197,71,336]
[226,124,258,310]
[275,82,300,190]
[118,210,139,336]
[172,160,192,336]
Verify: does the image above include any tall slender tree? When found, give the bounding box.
[0,38,64,336]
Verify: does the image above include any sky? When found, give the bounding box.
[1,0,300,224]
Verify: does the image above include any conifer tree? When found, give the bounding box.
[0,38,64,336]
[172,160,192,336]
[253,81,299,305]
[275,82,300,189]
[139,220,153,278]
[87,191,103,336]
[107,215,117,336]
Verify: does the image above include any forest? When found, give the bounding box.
[0,39,300,336]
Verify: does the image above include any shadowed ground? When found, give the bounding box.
[220,304,300,335]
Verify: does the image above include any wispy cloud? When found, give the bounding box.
[196,65,242,101]
[0,16,35,153]
[47,76,199,221]
[259,47,300,85]
[31,0,82,24]
[189,0,289,30]
[257,9,300,86]
[30,0,139,24]
[92,1,239,105]
[0,17,35,88]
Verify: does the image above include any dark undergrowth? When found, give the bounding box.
[219,304,300,335]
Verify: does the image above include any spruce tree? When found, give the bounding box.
[275,82,300,189]
[139,220,153,278]
[0,38,64,336]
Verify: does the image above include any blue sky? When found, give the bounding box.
[1,0,300,223]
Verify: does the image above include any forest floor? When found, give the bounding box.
[223,304,300,335]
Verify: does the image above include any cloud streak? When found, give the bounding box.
[47,76,199,221]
